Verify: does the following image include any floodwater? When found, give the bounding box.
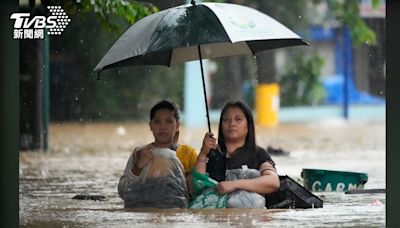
[19,119,385,227]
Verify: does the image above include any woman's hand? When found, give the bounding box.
[200,132,218,156]
[216,181,237,194]
[195,133,218,174]
[135,144,154,169]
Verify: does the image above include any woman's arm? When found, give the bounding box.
[131,144,154,175]
[216,162,280,194]
[194,132,218,174]
[117,145,154,199]
[117,149,139,199]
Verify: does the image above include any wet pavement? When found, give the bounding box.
[19,120,385,227]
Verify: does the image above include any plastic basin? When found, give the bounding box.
[302,168,368,192]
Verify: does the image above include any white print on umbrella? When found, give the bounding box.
[203,2,301,43]
[10,5,71,39]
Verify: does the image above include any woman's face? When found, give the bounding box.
[221,106,248,143]
[149,109,179,147]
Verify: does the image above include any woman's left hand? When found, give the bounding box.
[216,181,237,194]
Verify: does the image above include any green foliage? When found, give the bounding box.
[322,0,378,47]
[49,6,183,121]
[279,53,326,107]
[371,0,382,8]
[60,0,158,34]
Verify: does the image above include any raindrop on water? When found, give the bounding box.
[63,147,70,154]
[116,126,126,136]
[40,167,49,178]
[160,214,167,222]
[75,97,79,101]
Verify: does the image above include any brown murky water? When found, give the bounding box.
[19,120,385,227]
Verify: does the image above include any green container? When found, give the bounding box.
[301,168,368,192]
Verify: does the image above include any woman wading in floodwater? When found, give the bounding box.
[193,101,280,208]
[118,100,198,208]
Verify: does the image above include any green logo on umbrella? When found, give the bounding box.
[228,16,256,29]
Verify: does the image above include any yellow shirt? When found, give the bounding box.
[176,144,198,173]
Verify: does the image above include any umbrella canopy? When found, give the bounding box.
[94,1,308,131]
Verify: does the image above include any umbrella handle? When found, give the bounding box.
[197,45,212,133]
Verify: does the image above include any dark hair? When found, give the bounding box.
[150,100,180,121]
[217,101,256,155]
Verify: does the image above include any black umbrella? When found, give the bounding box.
[94,1,308,132]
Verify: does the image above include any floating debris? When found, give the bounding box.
[345,189,385,194]
[72,194,106,201]
[266,146,290,156]
[369,199,384,207]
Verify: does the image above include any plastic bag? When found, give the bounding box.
[225,166,266,209]
[191,168,219,195]
[189,188,227,209]
[139,148,177,182]
[123,148,188,208]
[189,169,227,209]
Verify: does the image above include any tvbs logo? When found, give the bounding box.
[10,6,70,39]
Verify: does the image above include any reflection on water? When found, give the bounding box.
[20,120,385,227]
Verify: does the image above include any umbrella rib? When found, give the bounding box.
[245,41,257,56]
[167,50,173,68]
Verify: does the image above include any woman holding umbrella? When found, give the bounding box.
[194,101,280,208]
